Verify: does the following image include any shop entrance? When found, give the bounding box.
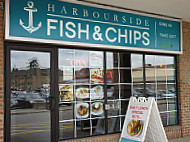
[5,45,58,142]
[5,44,178,142]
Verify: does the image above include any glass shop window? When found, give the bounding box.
[58,49,178,140]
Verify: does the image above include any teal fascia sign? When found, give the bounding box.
[6,0,182,54]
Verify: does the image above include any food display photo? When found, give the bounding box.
[59,85,73,101]
[91,85,104,100]
[76,87,89,99]
[91,102,103,116]
[76,103,89,119]
[127,119,143,137]
[90,69,103,83]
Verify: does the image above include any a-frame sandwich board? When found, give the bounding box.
[120,97,168,142]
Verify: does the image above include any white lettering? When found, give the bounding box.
[47,19,58,35]
[73,8,78,16]
[159,22,167,27]
[104,13,110,21]
[145,20,149,27]
[134,30,141,44]
[130,17,133,24]
[129,30,132,44]
[114,14,118,22]
[83,9,88,17]
[60,20,63,37]
[142,32,150,46]
[136,18,141,25]
[122,16,126,23]
[118,29,127,43]
[78,23,89,40]
[61,6,67,14]
[93,12,100,19]
[105,27,117,42]
[48,4,55,12]
[65,22,76,38]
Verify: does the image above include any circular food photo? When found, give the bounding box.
[76,103,89,118]
[91,86,104,100]
[127,119,143,137]
[91,102,103,116]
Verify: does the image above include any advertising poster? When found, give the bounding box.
[120,97,152,142]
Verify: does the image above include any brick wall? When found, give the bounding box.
[0,0,4,142]
[60,126,182,142]
[177,21,190,137]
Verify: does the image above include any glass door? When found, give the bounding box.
[9,50,53,142]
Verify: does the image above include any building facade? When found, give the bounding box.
[0,0,190,142]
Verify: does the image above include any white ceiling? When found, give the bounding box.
[84,0,190,22]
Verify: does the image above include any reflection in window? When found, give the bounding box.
[131,54,143,83]
[131,54,143,69]
[145,55,177,126]
[11,51,51,142]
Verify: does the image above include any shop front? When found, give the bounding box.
[3,0,183,142]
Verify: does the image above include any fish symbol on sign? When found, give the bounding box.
[19,1,42,33]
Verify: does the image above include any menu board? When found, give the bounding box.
[120,97,168,142]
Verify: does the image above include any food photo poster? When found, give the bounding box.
[120,100,151,142]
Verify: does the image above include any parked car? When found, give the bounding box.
[159,90,176,99]
[16,93,46,108]
[133,89,144,97]
[11,94,18,109]
[133,88,155,97]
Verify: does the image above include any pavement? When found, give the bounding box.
[169,136,190,142]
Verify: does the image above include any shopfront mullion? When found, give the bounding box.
[104,51,108,134]
[175,56,179,126]
[143,54,146,97]
[52,47,59,142]
[89,50,92,136]
[5,44,11,142]
[73,50,77,138]
[164,57,170,126]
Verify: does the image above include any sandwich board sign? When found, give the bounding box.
[120,97,168,142]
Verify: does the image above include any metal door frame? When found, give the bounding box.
[4,43,59,142]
